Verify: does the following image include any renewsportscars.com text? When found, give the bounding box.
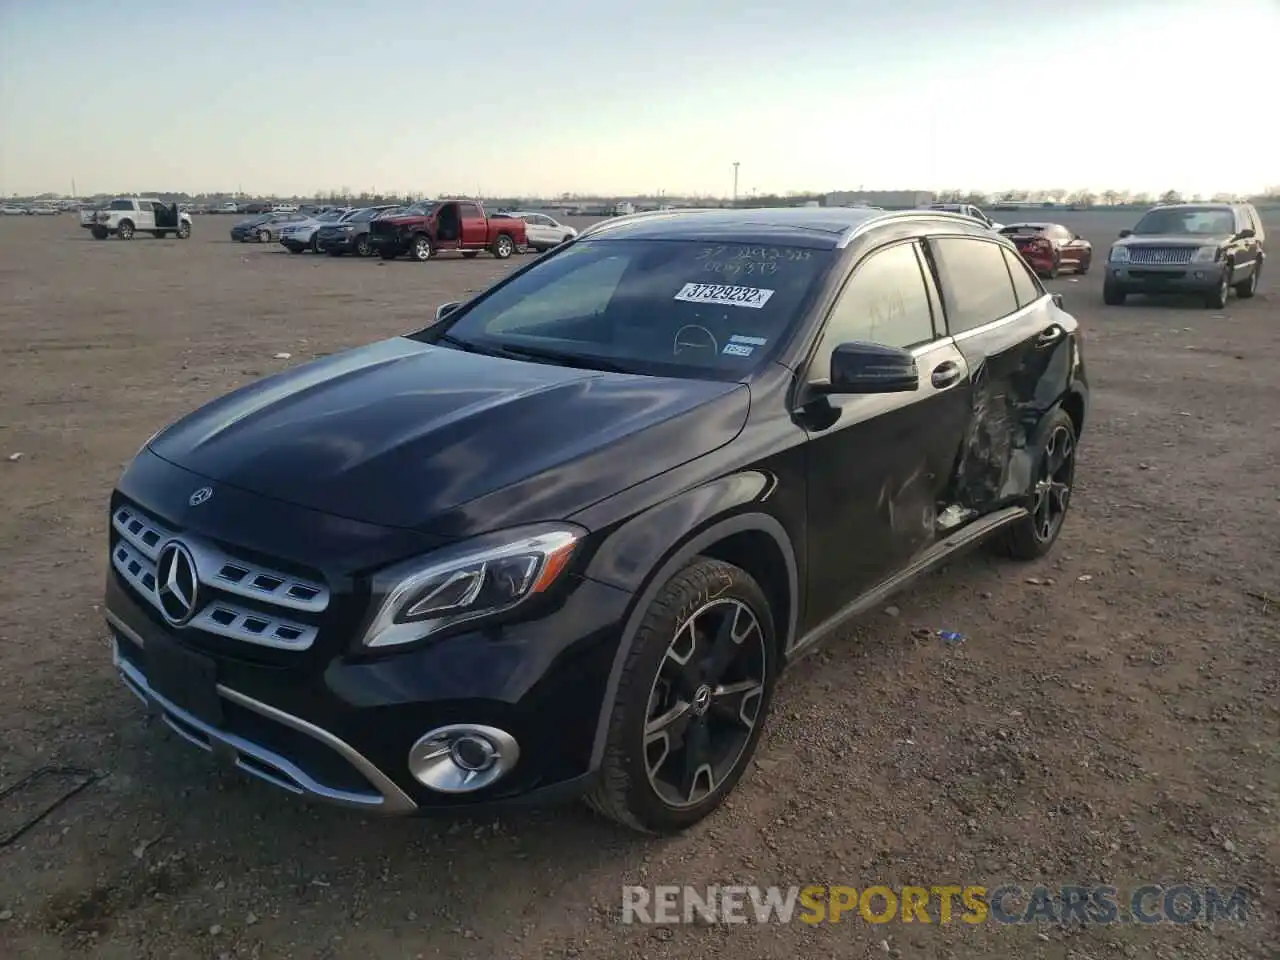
[621,884,1251,926]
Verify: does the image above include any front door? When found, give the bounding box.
[133,202,155,230]
[801,239,972,628]
[925,235,1074,512]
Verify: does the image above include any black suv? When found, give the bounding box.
[1104,202,1266,308]
[105,208,1088,834]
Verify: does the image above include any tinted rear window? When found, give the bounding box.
[431,239,833,379]
[108,199,135,210]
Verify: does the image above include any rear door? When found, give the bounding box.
[924,235,1070,513]
[459,202,487,247]
[133,201,155,230]
[801,239,972,626]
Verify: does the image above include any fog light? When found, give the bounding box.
[1193,271,1204,279]
[408,724,519,793]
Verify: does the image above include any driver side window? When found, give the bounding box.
[813,241,937,379]
[486,255,629,332]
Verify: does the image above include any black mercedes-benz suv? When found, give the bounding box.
[105,207,1088,834]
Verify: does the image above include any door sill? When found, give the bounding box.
[786,505,1028,661]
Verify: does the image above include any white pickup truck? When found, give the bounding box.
[79,197,192,240]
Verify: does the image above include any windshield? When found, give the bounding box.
[1132,207,1236,236]
[425,239,833,379]
[397,201,436,216]
[318,209,345,222]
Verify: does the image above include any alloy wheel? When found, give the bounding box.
[1032,425,1074,543]
[644,598,767,809]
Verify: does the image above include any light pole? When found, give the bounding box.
[732,162,740,207]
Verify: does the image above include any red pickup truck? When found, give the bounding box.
[367,199,527,262]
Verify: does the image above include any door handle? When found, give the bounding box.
[930,360,962,389]
[1035,325,1064,347]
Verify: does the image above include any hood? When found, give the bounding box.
[147,337,749,536]
[1113,233,1232,248]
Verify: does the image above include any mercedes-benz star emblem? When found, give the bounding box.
[692,684,713,716]
[155,541,200,626]
[188,486,213,507]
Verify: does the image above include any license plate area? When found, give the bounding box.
[146,634,224,727]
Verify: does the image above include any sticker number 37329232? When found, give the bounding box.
[673,282,775,309]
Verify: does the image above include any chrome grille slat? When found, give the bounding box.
[191,603,318,650]
[113,506,174,561]
[110,502,327,651]
[1127,246,1195,265]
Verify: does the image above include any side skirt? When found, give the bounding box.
[785,505,1028,663]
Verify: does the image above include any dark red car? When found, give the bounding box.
[999,223,1092,278]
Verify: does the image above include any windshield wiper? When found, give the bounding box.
[435,333,497,356]
[493,343,631,374]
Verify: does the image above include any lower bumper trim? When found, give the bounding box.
[108,617,417,815]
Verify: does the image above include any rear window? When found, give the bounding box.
[429,239,834,380]
[108,199,135,211]
[1000,224,1046,235]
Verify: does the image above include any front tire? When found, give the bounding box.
[1234,261,1261,299]
[585,557,777,834]
[177,222,191,239]
[1046,252,1060,279]
[91,226,108,240]
[117,220,134,240]
[992,407,1077,561]
[1205,266,1231,309]
[1102,282,1126,306]
[257,228,271,243]
[410,235,433,262]
[355,234,373,257]
[1077,254,1090,275]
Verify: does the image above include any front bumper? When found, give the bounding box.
[1105,262,1226,292]
[102,477,631,815]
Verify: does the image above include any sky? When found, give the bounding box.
[1,0,1277,199]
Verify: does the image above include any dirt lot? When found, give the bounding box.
[0,211,1276,959]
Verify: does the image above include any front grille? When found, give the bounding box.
[1127,246,1195,265]
[110,503,330,651]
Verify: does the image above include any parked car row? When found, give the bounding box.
[227,200,578,261]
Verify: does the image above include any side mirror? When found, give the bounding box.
[435,301,461,323]
[824,342,918,395]
[1118,229,1132,238]
[1051,293,1065,309]
[1237,227,1256,240]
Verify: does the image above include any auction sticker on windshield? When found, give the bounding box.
[674,283,775,309]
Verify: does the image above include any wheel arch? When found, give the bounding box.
[586,508,799,772]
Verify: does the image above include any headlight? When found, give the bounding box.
[359,524,584,648]
[1192,246,1219,263]
[1109,245,1129,263]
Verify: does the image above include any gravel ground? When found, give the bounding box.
[0,211,1276,959]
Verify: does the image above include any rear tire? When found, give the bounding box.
[1102,282,1126,306]
[1234,261,1261,299]
[991,407,1077,561]
[1077,255,1090,276]
[585,557,777,835]
[355,234,373,257]
[1047,252,1060,279]
[491,234,515,259]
